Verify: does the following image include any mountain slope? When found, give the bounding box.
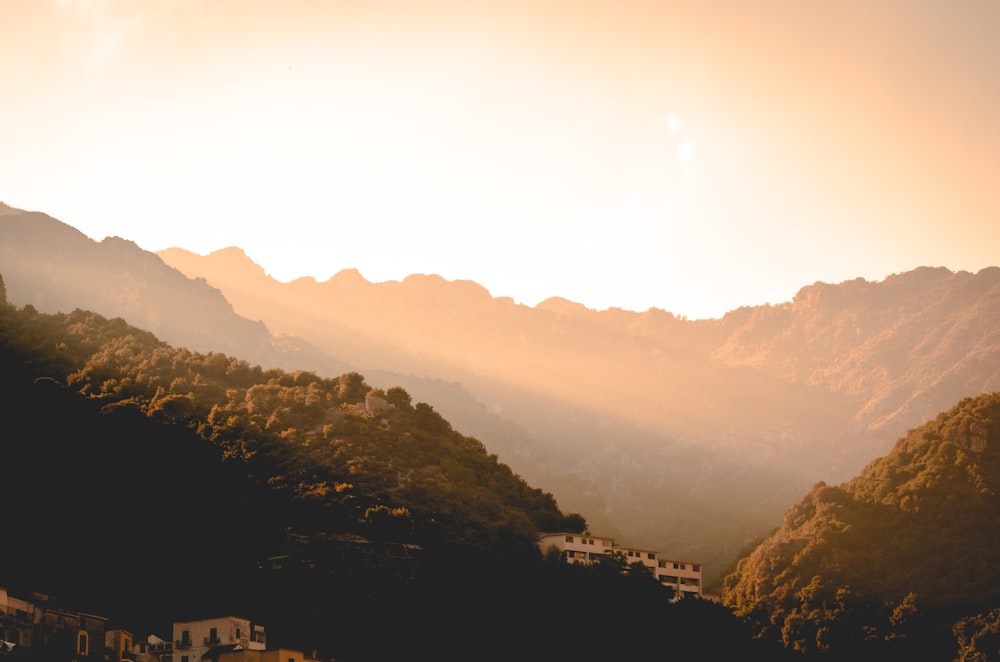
[5,202,997,589]
[0,295,782,662]
[159,243,1000,585]
[720,391,1000,659]
[0,202,350,376]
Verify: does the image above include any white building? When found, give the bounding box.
[537,532,704,597]
[172,616,266,662]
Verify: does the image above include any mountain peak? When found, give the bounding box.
[0,201,22,216]
[535,296,592,314]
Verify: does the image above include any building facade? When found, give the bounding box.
[0,587,108,661]
[173,616,266,662]
[536,533,704,597]
[133,634,172,662]
[105,628,136,662]
[217,647,306,662]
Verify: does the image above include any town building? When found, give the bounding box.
[217,647,306,662]
[536,533,704,597]
[105,628,136,662]
[134,633,172,662]
[0,586,35,651]
[172,616,266,662]
[0,587,108,661]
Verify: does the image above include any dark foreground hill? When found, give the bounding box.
[721,391,1000,661]
[0,297,778,662]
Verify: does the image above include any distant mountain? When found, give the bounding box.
[0,202,350,377]
[159,243,1000,584]
[720,391,1000,660]
[3,202,997,589]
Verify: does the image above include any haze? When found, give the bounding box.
[2,0,999,319]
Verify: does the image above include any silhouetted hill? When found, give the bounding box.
[720,391,1000,660]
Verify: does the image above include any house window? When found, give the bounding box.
[78,632,89,656]
[181,631,191,645]
[692,565,700,573]
[565,535,573,543]
[181,656,189,662]
[588,539,594,545]
[647,553,655,560]
[673,563,679,569]
[235,628,241,640]
[209,627,218,643]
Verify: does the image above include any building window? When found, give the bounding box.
[647,553,655,560]
[565,535,573,543]
[181,656,189,662]
[235,628,241,640]
[692,565,701,573]
[78,632,89,656]
[588,539,594,545]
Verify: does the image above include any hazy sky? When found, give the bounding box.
[3,1,998,319]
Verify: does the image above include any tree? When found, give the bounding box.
[148,393,196,424]
[561,512,587,533]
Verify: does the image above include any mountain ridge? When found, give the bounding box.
[3,203,997,588]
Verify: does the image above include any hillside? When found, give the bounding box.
[159,242,1000,583]
[4,203,998,588]
[0,202,352,377]
[720,391,1000,660]
[0,295,781,662]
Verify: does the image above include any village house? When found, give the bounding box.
[536,532,705,598]
[1,589,328,662]
[0,587,107,661]
[172,616,266,662]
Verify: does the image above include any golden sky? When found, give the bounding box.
[2,0,998,318]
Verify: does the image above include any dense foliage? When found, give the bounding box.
[721,392,1000,660]
[1,302,580,552]
[0,300,787,661]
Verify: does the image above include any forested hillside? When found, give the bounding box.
[0,296,775,661]
[721,391,1000,661]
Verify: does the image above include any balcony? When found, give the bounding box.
[175,640,192,649]
[204,637,221,645]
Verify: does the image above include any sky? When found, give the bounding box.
[2,0,999,319]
